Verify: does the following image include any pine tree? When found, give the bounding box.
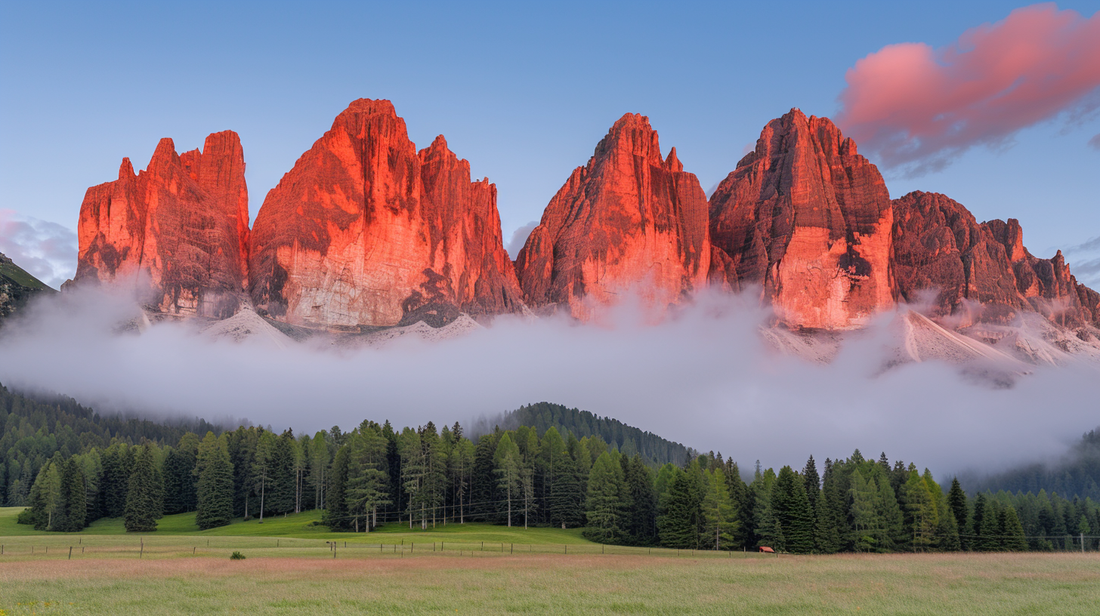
[802,456,820,527]
[772,466,814,553]
[163,434,199,515]
[947,478,969,546]
[622,455,657,545]
[195,433,235,530]
[902,470,936,551]
[702,468,738,550]
[323,445,351,531]
[874,472,905,552]
[971,493,987,550]
[345,424,391,532]
[847,469,881,552]
[751,467,779,550]
[494,433,522,528]
[584,451,625,543]
[815,459,843,554]
[658,466,702,548]
[124,444,163,532]
[470,433,499,522]
[979,500,1003,551]
[58,457,87,532]
[1002,505,1028,551]
[550,446,585,528]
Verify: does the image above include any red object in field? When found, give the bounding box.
[759,546,775,553]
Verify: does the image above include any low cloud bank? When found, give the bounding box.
[836,4,1100,176]
[0,288,1096,480]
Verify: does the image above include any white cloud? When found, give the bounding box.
[505,221,538,260]
[0,209,78,288]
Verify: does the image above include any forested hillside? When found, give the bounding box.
[967,428,1100,500]
[4,382,1098,554]
[488,402,694,467]
[0,383,222,507]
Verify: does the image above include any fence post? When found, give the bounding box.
[1082,533,1086,553]
[68,546,72,560]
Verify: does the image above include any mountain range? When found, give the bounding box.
[62,99,1100,350]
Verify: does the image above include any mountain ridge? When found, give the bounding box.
[63,100,1099,337]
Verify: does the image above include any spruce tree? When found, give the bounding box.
[772,466,814,553]
[947,478,968,546]
[1002,505,1028,551]
[815,459,843,554]
[702,468,738,550]
[124,444,163,532]
[978,499,1003,551]
[324,445,351,530]
[493,433,522,528]
[163,434,199,514]
[971,493,987,550]
[345,425,391,532]
[751,467,779,549]
[195,433,235,530]
[58,457,87,532]
[847,469,881,552]
[622,455,657,545]
[802,456,820,522]
[874,472,905,551]
[584,451,625,543]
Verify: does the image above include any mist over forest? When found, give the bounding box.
[0,287,1097,480]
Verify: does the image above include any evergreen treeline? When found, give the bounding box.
[0,383,220,508]
[14,403,1100,554]
[967,428,1100,500]
[489,402,695,467]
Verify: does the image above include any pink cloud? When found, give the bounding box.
[836,3,1100,174]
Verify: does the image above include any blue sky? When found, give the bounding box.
[1,0,1098,287]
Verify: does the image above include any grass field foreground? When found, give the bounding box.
[2,551,1098,615]
[3,508,1100,614]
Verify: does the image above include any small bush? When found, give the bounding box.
[15,508,33,525]
[230,551,246,560]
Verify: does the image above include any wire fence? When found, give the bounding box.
[1,535,1098,560]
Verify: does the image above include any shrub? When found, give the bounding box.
[230,551,246,560]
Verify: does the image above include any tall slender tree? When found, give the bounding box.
[195,433,235,530]
[124,444,163,532]
[584,451,625,543]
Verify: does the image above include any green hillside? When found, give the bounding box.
[0,251,54,321]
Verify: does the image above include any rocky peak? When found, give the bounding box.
[893,191,1097,327]
[514,113,710,319]
[73,131,250,318]
[249,99,523,329]
[708,109,894,329]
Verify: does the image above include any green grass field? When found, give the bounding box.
[2,507,1099,615]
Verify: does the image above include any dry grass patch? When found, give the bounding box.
[2,551,1098,615]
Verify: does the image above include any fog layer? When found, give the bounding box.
[1,288,1096,479]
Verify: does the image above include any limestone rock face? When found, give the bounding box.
[514,113,710,319]
[74,131,250,318]
[708,109,894,329]
[893,191,1098,327]
[248,99,524,329]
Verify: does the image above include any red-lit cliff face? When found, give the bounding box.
[894,191,1098,327]
[74,131,250,318]
[708,109,895,330]
[514,113,710,320]
[248,99,524,329]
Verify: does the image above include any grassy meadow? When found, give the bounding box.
[2,507,1098,615]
